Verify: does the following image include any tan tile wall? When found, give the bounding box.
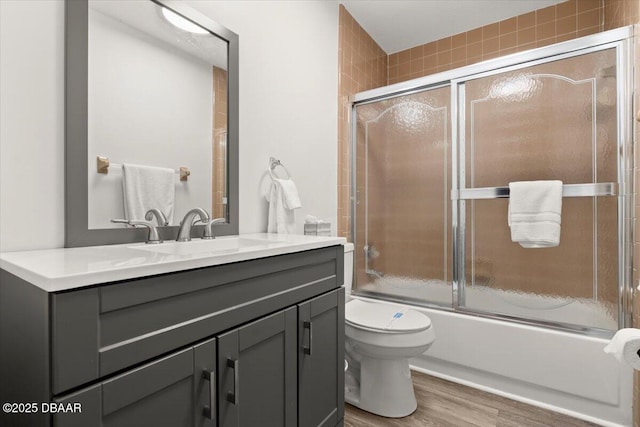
[337,5,387,239]
[388,0,604,85]
[605,0,640,30]
[212,66,227,219]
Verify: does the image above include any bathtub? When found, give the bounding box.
[354,284,633,426]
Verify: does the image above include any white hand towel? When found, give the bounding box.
[267,179,302,234]
[508,180,562,248]
[122,163,175,224]
[274,178,301,209]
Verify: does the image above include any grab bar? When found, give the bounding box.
[452,182,618,200]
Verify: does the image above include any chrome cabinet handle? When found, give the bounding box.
[202,370,215,420]
[226,358,239,405]
[303,321,313,356]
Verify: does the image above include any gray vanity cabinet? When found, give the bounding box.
[0,245,345,427]
[54,338,216,427]
[55,293,345,427]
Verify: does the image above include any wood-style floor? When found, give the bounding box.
[344,371,599,427]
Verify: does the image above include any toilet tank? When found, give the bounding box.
[343,243,354,298]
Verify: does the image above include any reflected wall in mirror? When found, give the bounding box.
[66,0,239,247]
[87,0,227,228]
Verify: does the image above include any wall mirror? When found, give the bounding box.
[65,0,238,247]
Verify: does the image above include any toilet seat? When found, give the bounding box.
[346,300,431,334]
[344,299,436,359]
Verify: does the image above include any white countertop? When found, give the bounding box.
[0,234,346,292]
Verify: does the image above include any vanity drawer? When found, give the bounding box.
[51,245,343,395]
[53,338,216,427]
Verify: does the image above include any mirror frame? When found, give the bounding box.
[65,0,239,247]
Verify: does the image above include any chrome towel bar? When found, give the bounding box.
[96,156,190,181]
[452,182,618,200]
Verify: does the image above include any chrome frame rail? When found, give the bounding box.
[617,35,635,329]
[453,182,618,200]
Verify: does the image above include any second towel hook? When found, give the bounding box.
[268,157,292,180]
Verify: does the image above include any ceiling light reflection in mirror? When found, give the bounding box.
[161,7,209,34]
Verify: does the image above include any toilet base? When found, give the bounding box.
[344,356,417,418]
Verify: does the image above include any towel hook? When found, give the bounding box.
[268,157,291,180]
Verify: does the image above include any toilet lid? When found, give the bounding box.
[345,300,431,333]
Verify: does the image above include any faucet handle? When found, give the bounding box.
[199,217,226,239]
[111,219,162,244]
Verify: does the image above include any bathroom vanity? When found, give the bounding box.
[0,235,345,427]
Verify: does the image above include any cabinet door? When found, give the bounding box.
[217,308,297,427]
[298,288,345,427]
[54,338,217,427]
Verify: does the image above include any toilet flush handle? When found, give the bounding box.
[303,321,313,356]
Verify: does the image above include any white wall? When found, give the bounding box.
[186,0,339,235]
[0,0,65,251]
[88,9,212,228]
[0,0,339,251]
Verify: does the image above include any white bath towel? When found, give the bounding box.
[267,178,302,234]
[122,163,175,224]
[508,180,563,248]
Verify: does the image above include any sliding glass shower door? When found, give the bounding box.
[455,47,622,331]
[353,86,452,307]
[351,28,633,334]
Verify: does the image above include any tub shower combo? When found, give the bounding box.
[350,27,635,426]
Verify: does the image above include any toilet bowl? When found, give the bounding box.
[342,243,435,418]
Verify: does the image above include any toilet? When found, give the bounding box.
[343,243,435,418]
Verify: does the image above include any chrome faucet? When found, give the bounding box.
[111,219,162,244]
[177,208,210,242]
[145,208,169,227]
[200,217,226,239]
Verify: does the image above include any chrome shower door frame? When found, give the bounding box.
[452,29,634,335]
[350,26,634,336]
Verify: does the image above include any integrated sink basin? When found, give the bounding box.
[129,237,285,256]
